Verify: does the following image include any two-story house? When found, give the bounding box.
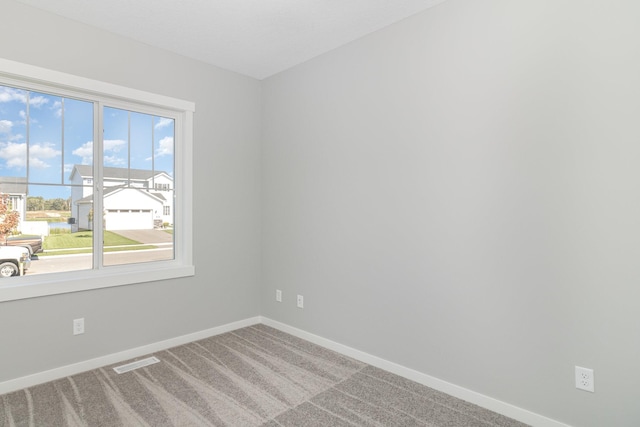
[69,165,173,231]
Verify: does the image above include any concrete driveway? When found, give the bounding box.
[112,229,174,244]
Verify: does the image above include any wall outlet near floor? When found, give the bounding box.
[73,318,85,335]
[297,295,304,309]
[575,366,594,392]
[276,289,282,302]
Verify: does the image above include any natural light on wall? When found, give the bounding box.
[0,58,195,302]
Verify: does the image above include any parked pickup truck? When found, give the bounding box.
[5,235,43,256]
[0,246,31,277]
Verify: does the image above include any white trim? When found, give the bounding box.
[261,318,571,427]
[0,58,195,303]
[0,264,195,302]
[0,58,194,112]
[0,316,570,427]
[0,316,260,395]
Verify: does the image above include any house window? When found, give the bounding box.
[7,196,20,211]
[0,58,194,302]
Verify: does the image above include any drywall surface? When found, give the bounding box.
[0,0,261,381]
[261,1,640,426]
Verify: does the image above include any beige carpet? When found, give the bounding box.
[0,324,528,426]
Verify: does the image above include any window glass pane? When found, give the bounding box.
[69,165,95,232]
[64,98,94,184]
[102,108,174,267]
[0,85,28,180]
[28,91,62,184]
[0,86,97,278]
[154,116,174,231]
[26,184,92,275]
[154,116,174,179]
[130,111,152,171]
[103,107,128,170]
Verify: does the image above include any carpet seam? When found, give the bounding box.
[356,368,510,426]
[327,370,435,427]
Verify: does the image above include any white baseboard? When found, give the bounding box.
[1,315,569,427]
[261,317,570,427]
[0,316,261,395]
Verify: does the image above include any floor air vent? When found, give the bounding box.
[113,356,160,374]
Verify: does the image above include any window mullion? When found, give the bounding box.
[93,101,104,270]
[60,98,65,184]
[25,92,30,183]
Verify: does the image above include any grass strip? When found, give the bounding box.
[37,245,158,256]
[44,231,140,250]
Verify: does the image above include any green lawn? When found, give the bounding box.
[39,245,158,256]
[44,231,139,250]
[39,231,160,256]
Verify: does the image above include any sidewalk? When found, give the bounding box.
[112,229,173,244]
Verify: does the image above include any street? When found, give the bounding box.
[27,247,174,275]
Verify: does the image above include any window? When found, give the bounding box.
[0,58,194,302]
[8,196,20,212]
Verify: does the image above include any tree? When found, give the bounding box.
[0,194,20,244]
[45,198,69,211]
[26,196,45,211]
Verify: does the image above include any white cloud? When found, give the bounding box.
[145,136,174,161]
[0,87,49,108]
[0,142,26,168]
[104,139,126,166]
[30,142,61,163]
[28,157,50,169]
[17,110,36,125]
[0,141,61,169]
[104,155,126,166]
[154,117,173,129]
[73,139,127,165]
[0,87,26,104]
[72,141,93,164]
[156,136,173,157]
[104,139,126,152]
[29,96,49,108]
[0,120,12,134]
[52,101,62,118]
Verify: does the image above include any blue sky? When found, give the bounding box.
[0,85,174,200]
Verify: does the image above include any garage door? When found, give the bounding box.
[105,209,153,230]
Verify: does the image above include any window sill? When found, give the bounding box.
[0,264,195,302]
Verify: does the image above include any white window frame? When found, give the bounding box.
[0,58,195,302]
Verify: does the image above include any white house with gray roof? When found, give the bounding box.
[0,176,27,223]
[69,165,173,231]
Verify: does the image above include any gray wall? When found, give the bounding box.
[261,1,640,426]
[0,0,262,380]
[3,0,639,425]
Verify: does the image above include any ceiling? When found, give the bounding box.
[15,0,447,80]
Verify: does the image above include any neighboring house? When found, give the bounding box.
[0,176,27,224]
[69,165,173,231]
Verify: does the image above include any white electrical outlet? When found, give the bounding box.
[73,318,85,335]
[276,289,282,302]
[297,295,304,309]
[575,366,594,392]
